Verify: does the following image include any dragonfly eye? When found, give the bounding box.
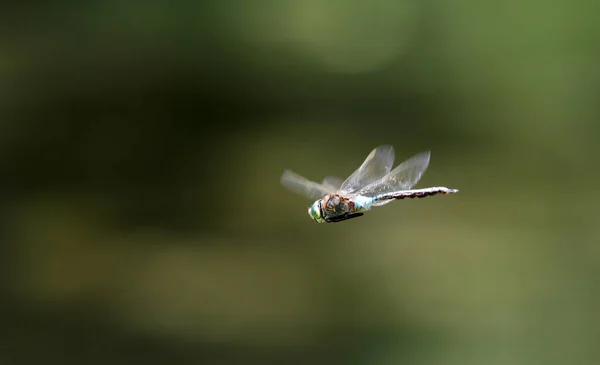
[308,200,325,223]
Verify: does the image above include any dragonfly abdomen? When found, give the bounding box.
[374,187,458,202]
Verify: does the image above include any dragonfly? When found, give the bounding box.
[281,145,458,223]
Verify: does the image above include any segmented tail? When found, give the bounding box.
[372,187,458,206]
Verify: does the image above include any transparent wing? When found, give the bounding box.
[338,145,395,195]
[322,176,344,191]
[281,170,335,200]
[354,151,431,197]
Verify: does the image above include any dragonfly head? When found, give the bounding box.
[308,200,325,223]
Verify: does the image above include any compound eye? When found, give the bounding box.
[308,201,323,222]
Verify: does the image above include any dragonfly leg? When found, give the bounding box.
[325,212,364,223]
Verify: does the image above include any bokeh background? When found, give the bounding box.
[1,1,599,364]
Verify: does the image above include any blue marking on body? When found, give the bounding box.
[353,196,376,210]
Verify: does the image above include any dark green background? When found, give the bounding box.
[1,1,599,364]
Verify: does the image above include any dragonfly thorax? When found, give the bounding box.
[310,194,364,223]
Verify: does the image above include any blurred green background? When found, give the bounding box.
[1,1,599,364]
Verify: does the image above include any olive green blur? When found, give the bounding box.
[1,1,599,364]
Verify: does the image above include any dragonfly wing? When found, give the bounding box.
[370,198,395,207]
[281,170,335,200]
[338,145,395,195]
[355,151,431,197]
[322,176,344,192]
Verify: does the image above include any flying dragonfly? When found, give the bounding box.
[281,145,458,223]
